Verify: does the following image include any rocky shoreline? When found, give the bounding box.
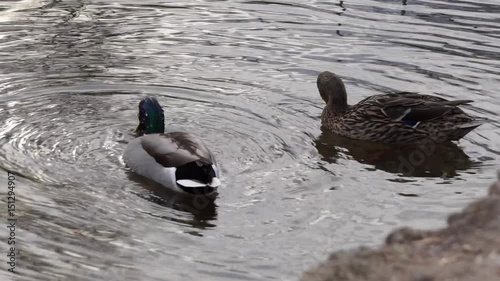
[301,175,500,281]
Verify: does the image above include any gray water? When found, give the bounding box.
[0,0,499,280]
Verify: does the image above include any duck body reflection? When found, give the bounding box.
[127,172,218,228]
[315,128,475,178]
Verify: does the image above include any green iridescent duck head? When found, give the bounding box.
[134,96,165,136]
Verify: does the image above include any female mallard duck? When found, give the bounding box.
[317,71,485,144]
[123,97,220,195]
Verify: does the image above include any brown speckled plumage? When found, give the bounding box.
[317,71,485,144]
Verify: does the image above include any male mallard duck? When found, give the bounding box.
[317,71,485,144]
[123,97,220,195]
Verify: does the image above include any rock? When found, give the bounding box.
[301,176,500,281]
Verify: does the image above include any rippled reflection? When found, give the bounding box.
[0,0,498,280]
[315,128,475,178]
[128,172,218,227]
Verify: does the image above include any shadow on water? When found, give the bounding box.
[126,172,218,228]
[315,128,475,178]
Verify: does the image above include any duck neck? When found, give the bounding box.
[145,120,165,135]
[136,119,165,137]
[136,111,165,136]
[321,81,348,115]
[327,100,348,115]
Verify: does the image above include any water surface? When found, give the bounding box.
[0,0,499,280]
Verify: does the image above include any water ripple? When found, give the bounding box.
[0,0,498,280]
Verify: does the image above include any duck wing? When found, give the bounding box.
[367,93,473,123]
[140,132,214,168]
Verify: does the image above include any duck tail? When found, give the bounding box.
[449,119,486,141]
[175,160,220,190]
[443,100,474,106]
[456,119,487,129]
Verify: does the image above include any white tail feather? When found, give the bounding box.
[177,177,221,188]
[209,177,221,188]
[176,179,206,188]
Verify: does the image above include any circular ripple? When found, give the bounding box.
[0,84,317,186]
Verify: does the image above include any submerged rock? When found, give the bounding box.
[301,176,500,281]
